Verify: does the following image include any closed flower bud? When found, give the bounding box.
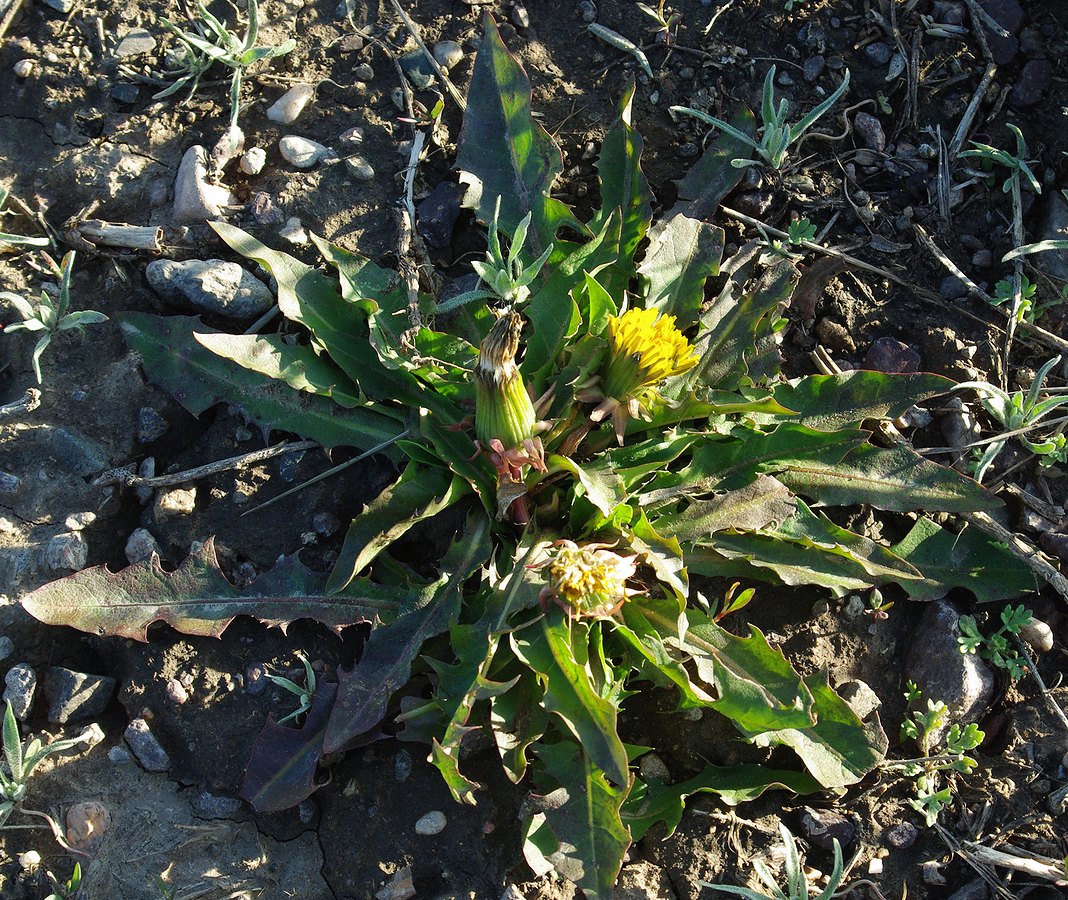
[475,311,537,451]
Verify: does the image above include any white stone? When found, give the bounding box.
[266,83,315,124]
[240,147,267,175]
[278,217,308,246]
[172,146,235,224]
[345,156,374,181]
[279,135,330,169]
[433,40,463,70]
[414,810,447,835]
[13,59,33,78]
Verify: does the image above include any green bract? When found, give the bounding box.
[21,16,1034,898]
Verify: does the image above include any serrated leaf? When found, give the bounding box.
[615,602,711,708]
[670,107,756,221]
[778,443,1002,512]
[20,538,409,640]
[533,740,631,900]
[492,670,550,784]
[622,764,822,840]
[240,681,337,813]
[891,517,1036,602]
[744,669,888,789]
[627,509,688,598]
[195,331,362,408]
[657,474,797,541]
[682,260,796,393]
[637,597,815,735]
[639,213,724,330]
[119,313,403,452]
[323,518,491,753]
[326,465,468,594]
[772,371,955,431]
[512,610,630,786]
[456,14,581,259]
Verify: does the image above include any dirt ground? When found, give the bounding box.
[0,0,1066,897]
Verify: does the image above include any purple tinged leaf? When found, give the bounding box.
[20,538,409,641]
[241,681,337,813]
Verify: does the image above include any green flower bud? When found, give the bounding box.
[475,312,536,451]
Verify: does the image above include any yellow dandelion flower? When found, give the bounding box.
[602,307,699,402]
[545,541,638,619]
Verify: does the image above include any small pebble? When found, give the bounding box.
[395,749,412,782]
[312,511,341,537]
[13,59,33,78]
[922,861,946,885]
[249,191,285,227]
[886,822,918,849]
[353,63,374,81]
[166,678,189,705]
[0,472,19,494]
[4,663,36,720]
[125,527,162,564]
[339,126,364,146]
[173,145,235,224]
[17,850,41,872]
[115,28,156,57]
[299,799,317,825]
[65,801,110,854]
[154,486,197,523]
[1009,59,1051,107]
[266,83,315,124]
[125,717,171,772]
[345,156,375,181]
[433,40,463,70]
[44,532,88,571]
[376,867,415,900]
[940,274,970,300]
[279,135,330,169]
[864,337,920,374]
[802,55,825,82]
[110,82,140,104]
[43,667,116,723]
[240,147,267,175]
[414,810,447,835]
[194,791,242,819]
[578,0,597,22]
[137,406,169,443]
[279,216,308,245]
[338,33,364,53]
[864,42,893,67]
[107,745,132,763]
[64,512,95,532]
[136,458,156,505]
[511,1,530,28]
[639,753,671,783]
[245,661,268,696]
[868,857,883,876]
[83,722,106,748]
[853,112,886,152]
[970,249,993,269]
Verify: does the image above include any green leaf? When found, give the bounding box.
[456,14,581,259]
[670,107,756,221]
[684,260,797,393]
[20,537,410,641]
[578,273,618,337]
[323,517,492,753]
[627,509,688,598]
[591,81,653,290]
[638,213,724,330]
[492,670,550,784]
[623,763,822,840]
[532,740,631,900]
[744,669,888,789]
[890,518,1036,602]
[614,602,712,708]
[638,598,815,734]
[772,371,956,431]
[420,413,498,515]
[548,454,627,518]
[119,313,404,452]
[512,610,630,786]
[3,702,22,782]
[326,465,468,594]
[656,474,797,542]
[777,443,1002,512]
[195,331,362,408]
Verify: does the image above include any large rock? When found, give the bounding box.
[172,145,235,223]
[43,667,117,724]
[146,259,274,319]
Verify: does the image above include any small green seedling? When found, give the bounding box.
[895,681,983,827]
[991,273,1039,324]
[759,217,816,264]
[960,124,1040,196]
[44,862,83,900]
[1,699,95,830]
[156,0,296,133]
[864,588,894,622]
[0,185,50,250]
[713,581,756,622]
[266,652,317,725]
[637,0,681,45]
[2,251,108,384]
[956,356,1068,481]
[437,196,552,313]
[671,66,850,170]
[958,604,1033,680]
[697,823,845,899]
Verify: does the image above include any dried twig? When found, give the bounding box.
[388,0,466,111]
[962,841,1067,884]
[93,440,318,488]
[960,509,1068,604]
[0,389,41,417]
[948,63,997,163]
[0,0,26,42]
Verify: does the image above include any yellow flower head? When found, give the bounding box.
[602,307,698,402]
[546,541,638,619]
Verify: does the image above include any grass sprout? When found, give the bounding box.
[266,652,316,725]
[671,66,850,170]
[156,0,296,132]
[0,185,50,250]
[2,251,108,384]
